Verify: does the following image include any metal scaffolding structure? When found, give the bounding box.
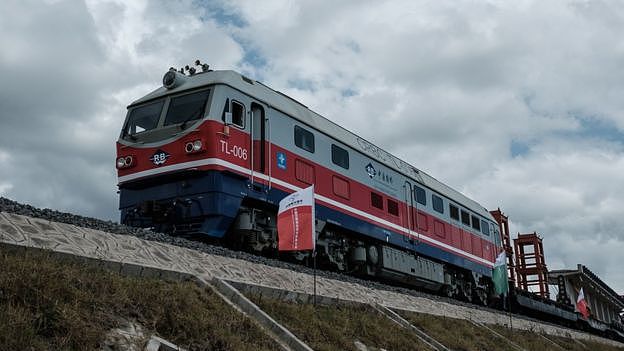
[490,208,515,289]
[514,232,550,299]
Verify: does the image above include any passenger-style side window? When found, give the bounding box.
[471,215,481,231]
[414,186,426,206]
[331,144,349,169]
[450,204,459,220]
[481,220,490,235]
[432,194,444,214]
[294,125,315,153]
[461,210,470,226]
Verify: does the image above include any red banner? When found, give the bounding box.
[277,185,315,251]
[576,288,590,319]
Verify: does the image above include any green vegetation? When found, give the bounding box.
[249,294,430,351]
[486,324,564,350]
[2,246,623,351]
[400,311,624,351]
[400,311,517,351]
[547,332,624,351]
[491,323,624,351]
[0,248,280,351]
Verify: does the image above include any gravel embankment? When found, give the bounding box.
[0,197,485,309]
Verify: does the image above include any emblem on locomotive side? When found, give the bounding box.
[150,149,170,166]
[365,163,376,178]
[277,152,287,170]
[366,162,395,191]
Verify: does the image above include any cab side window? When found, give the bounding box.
[231,100,245,128]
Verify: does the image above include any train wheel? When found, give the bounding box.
[461,281,473,303]
[474,288,488,306]
[442,285,455,299]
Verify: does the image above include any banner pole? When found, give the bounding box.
[313,249,317,306]
[508,292,512,329]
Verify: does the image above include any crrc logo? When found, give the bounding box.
[150,149,170,166]
[366,162,394,186]
[365,163,376,178]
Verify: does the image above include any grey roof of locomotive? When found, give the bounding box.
[130,70,494,220]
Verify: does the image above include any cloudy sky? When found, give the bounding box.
[1,0,623,294]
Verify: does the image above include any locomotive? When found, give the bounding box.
[116,61,502,305]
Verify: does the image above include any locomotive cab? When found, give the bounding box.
[116,65,274,238]
[116,66,241,236]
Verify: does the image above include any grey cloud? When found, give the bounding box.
[0,149,118,219]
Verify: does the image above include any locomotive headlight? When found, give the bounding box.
[163,71,175,87]
[185,142,194,153]
[116,155,135,169]
[163,70,187,89]
[184,139,204,154]
[116,157,126,169]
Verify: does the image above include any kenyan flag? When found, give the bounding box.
[492,251,509,296]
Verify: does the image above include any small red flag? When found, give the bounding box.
[576,287,590,320]
[277,185,315,251]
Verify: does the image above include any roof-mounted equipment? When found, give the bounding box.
[195,59,211,73]
[163,68,187,89]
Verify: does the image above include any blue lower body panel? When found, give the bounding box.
[119,170,245,238]
[119,169,491,276]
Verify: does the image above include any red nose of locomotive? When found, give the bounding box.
[116,61,215,184]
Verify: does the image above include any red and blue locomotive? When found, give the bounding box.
[116,62,502,303]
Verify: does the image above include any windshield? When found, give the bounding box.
[121,88,211,142]
[164,89,210,126]
[124,100,164,137]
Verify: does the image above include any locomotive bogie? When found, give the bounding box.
[230,206,276,253]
